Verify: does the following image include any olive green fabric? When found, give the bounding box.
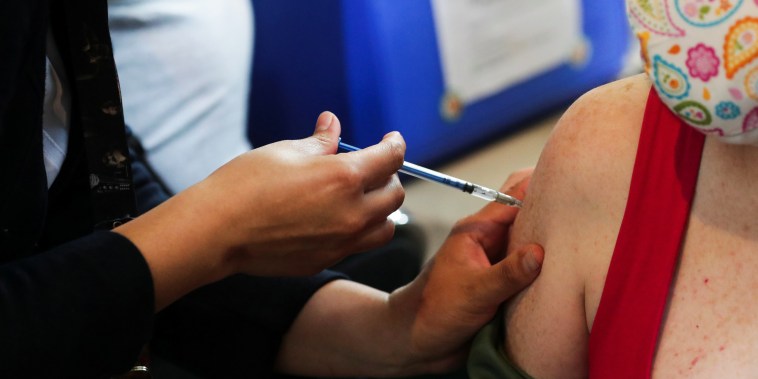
[467,312,534,379]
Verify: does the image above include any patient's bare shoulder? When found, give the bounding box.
[502,74,651,378]
[512,73,650,267]
[543,75,647,212]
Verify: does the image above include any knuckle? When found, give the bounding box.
[365,222,396,250]
[333,160,363,188]
[343,213,369,234]
[497,258,523,287]
[378,220,396,242]
[378,135,406,168]
[390,177,406,207]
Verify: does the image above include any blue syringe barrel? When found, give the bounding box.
[398,161,469,192]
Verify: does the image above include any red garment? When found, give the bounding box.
[588,88,706,378]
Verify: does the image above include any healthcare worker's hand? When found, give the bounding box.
[116,111,406,310]
[194,111,406,276]
[274,169,544,377]
[388,168,542,372]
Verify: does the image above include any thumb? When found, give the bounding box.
[309,111,342,154]
[480,244,544,304]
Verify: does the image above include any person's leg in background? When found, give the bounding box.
[108,0,254,194]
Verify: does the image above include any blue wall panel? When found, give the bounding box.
[249,0,629,165]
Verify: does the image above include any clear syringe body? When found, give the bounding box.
[400,162,521,207]
[338,141,522,207]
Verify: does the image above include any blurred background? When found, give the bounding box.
[246,0,639,259]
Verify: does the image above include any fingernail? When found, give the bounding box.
[523,249,540,273]
[383,131,400,140]
[316,112,334,132]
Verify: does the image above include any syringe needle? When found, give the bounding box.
[338,141,522,208]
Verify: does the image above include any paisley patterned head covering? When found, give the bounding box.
[627,0,758,145]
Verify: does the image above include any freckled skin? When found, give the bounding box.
[503,74,758,378]
[690,356,700,368]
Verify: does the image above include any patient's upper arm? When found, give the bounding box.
[502,75,650,378]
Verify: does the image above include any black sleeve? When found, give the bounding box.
[151,271,346,379]
[0,138,342,378]
[0,231,155,378]
[0,130,166,377]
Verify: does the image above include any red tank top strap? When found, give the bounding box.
[588,88,705,378]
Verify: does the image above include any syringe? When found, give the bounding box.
[338,141,522,208]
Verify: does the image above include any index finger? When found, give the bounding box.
[476,167,534,222]
[344,132,406,189]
